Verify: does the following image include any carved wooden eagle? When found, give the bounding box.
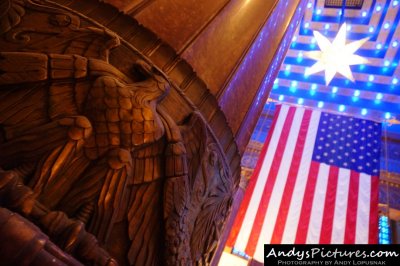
[0,1,236,265]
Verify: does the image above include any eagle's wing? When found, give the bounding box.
[0,0,121,173]
[126,140,166,266]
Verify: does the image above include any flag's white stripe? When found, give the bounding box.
[306,163,330,243]
[234,105,290,252]
[356,173,371,244]
[331,168,351,243]
[281,110,321,243]
[253,108,305,261]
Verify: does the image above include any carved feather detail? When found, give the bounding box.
[0,0,25,35]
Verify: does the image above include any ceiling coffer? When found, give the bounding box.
[324,0,364,9]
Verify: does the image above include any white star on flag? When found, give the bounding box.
[305,23,369,85]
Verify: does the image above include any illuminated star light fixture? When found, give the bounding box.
[305,23,369,85]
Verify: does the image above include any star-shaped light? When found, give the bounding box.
[305,23,369,85]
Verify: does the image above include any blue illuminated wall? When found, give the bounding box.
[379,215,391,244]
[270,0,400,122]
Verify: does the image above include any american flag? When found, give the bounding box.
[226,104,380,262]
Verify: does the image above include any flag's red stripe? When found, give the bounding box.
[270,109,312,244]
[369,175,379,244]
[245,107,296,256]
[344,171,360,244]
[319,166,339,244]
[295,161,320,244]
[226,105,282,248]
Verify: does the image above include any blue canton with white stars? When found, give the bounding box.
[312,112,381,176]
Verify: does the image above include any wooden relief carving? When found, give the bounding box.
[182,114,235,265]
[0,0,237,265]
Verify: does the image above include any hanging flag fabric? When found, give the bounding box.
[225,104,380,263]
